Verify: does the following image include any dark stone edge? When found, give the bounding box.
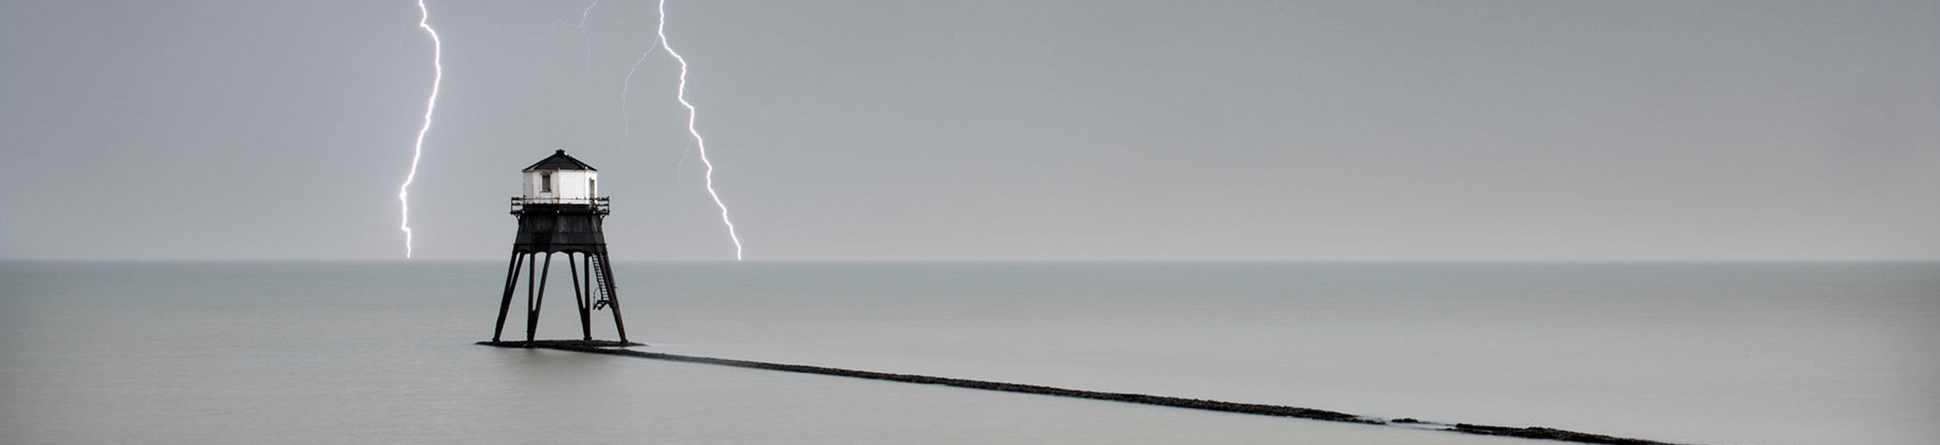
[481,341,1688,445]
[477,340,644,348]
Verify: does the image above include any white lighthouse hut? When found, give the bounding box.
[521,149,599,204]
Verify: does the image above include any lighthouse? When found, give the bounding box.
[491,149,630,345]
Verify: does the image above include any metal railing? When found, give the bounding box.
[511,196,610,214]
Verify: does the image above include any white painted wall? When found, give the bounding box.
[521,170,599,203]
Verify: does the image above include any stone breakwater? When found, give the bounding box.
[478,340,1685,445]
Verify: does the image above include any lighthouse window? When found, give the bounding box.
[541,173,553,193]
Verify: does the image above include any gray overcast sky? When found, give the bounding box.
[2,1,1936,261]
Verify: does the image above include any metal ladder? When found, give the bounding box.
[589,254,614,311]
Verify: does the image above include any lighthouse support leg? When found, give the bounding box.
[567,252,592,341]
[492,251,524,342]
[522,252,536,342]
[581,253,596,340]
[526,252,553,343]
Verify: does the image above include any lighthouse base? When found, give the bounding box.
[476,339,643,348]
[491,250,630,344]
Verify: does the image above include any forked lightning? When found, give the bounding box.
[399,0,444,259]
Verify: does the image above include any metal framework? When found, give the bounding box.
[491,201,628,343]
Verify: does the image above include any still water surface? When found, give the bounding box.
[2,262,1934,444]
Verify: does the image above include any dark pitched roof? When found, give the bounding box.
[522,149,597,172]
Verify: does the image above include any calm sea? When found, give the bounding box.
[2,261,1934,444]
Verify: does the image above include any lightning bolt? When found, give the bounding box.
[654,0,745,261]
[572,0,599,74]
[399,0,443,259]
[619,38,657,153]
[617,1,741,259]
